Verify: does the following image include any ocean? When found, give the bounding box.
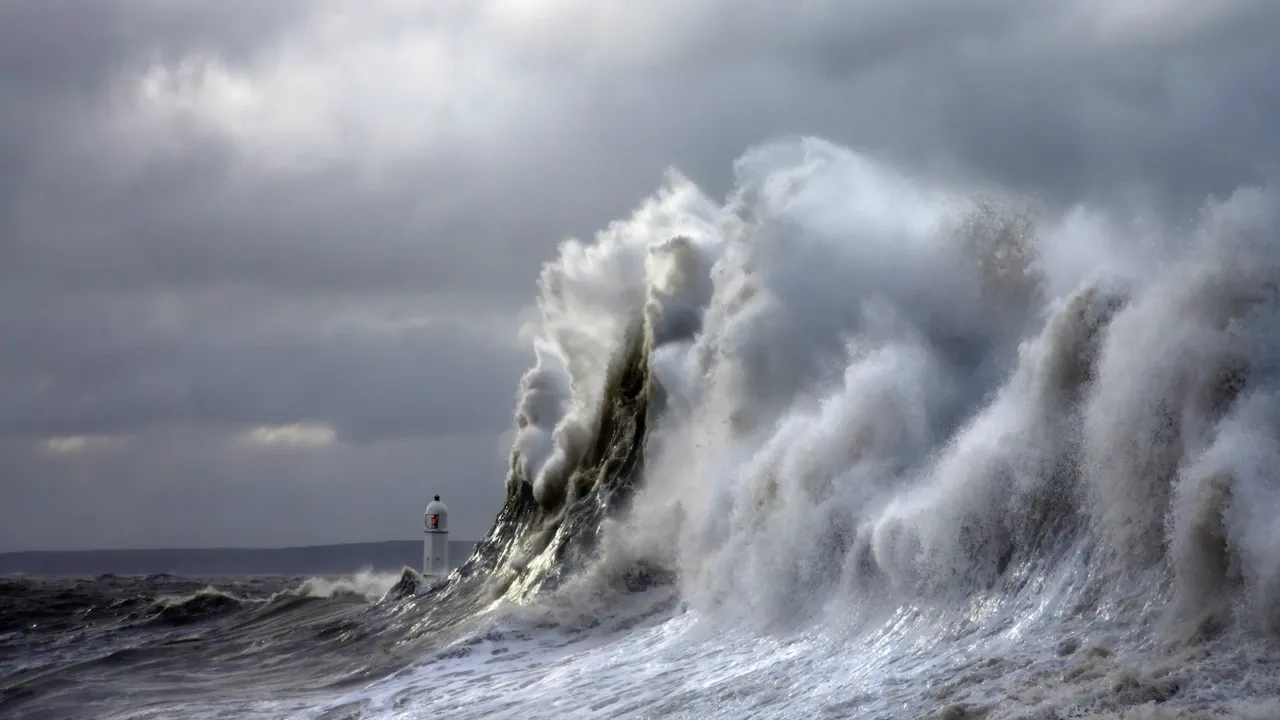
[5,136,1280,719]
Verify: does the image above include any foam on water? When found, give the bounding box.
[295,590,1277,719]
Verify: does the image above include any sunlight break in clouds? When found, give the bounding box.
[127,1,556,168]
[237,423,338,449]
[40,436,130,455]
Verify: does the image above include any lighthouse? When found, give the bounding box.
[424,495,449,577]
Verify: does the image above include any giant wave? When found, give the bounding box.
[392,136,1280,718]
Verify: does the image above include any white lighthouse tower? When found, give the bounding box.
[424,495,449,577]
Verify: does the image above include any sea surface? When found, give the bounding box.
[6,136,1280,718]
[3,567,1278,719]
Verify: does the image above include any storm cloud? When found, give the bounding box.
[2,0,1278,550]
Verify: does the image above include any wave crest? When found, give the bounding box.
[453,137,1280,640]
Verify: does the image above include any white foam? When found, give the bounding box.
[291,568,404,602]
[465,135,1280,717]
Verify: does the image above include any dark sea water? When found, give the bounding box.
[0,572,423,720]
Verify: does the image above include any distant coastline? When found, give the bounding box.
[0,540,476,577]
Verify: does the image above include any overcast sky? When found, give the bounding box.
[2,0,1278,550]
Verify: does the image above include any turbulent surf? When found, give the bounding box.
[6,137,1280,719]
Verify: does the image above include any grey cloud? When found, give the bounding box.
[0,0,308,185]
[584,0,1280,216]
[9,0,1277,303]
[0,432,507,550]
[0,297,528,442]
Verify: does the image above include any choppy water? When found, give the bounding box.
[4,567,1278,719]
[7,136,1280,718]
[0,572,426,719]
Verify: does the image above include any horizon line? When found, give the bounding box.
[0,539,478,555]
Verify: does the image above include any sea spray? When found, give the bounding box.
[467,138,1280,649]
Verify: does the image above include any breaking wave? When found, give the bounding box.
[439,136,1280,653]
[291,570,405,602]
